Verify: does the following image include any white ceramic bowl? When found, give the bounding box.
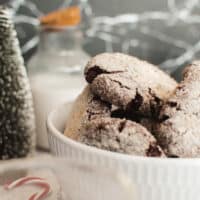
[47,103,200,200]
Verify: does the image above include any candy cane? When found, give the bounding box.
[4,176,51,200]
[27,182,51,200]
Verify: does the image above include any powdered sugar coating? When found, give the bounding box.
[64,86,111,140]
[85,53,177,117]
[156,62,200,158]
[79,117,165,157]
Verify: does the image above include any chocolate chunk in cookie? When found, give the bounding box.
[84,53,177,118]
[64,86,111,140]
[155,61,200,158]
[79,117,165,157]
[111,108,156,133]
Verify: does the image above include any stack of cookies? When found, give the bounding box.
[64,53,200,158]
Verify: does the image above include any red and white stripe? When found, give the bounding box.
[4,176,51,200]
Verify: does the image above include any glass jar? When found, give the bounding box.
[28,26,90,150]
[0,157,135,200]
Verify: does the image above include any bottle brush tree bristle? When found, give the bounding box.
[0,6,35,159]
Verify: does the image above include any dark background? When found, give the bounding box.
[1,0,200,79]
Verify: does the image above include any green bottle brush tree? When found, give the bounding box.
[0,6,35,159]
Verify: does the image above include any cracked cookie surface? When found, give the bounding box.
[155,61,200,158]
[64,86,111,140]
[85,53,177,118]
[79,117,165,157]
[111,107,156,133]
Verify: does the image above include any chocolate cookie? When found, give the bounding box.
[64,86,111,140]
[85,53,177,118]
[155,61,200,158]
[111,107,156,133]
[79,117,165,157]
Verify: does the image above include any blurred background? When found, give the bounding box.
[1,0,200,79]
[0,3,200,198]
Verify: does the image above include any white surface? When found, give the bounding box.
[0,157,136,200]
[47,103,200,200]
[30,74,85,149]
[0,158,61,200]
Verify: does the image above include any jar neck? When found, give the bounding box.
[38,26,83,53]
